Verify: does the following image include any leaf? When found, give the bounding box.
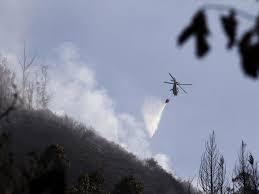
[178,10,210,58]
[238,30,259,78]
[220,10,238,49]
[249,154,254,165]
[196,34,210,57]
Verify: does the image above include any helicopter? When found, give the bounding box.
[164,73,192,103]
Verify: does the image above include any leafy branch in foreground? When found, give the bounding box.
[177,4,259,79]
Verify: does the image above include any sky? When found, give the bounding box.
[1,0,259,180]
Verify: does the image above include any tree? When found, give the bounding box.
[112,175,144,194]
[0,56,16,111]
[232,141,251,194]
[0,132,15,193]
[248,154,259,193]
[26,80,35,110]
[18,43,37,103]
[232,141,259,194]
[36,65,51,109]
[198,131,226,194]
[0,130,70,194]
[184,175,196,194]
[16,44,51,110]
[145,158,160,169]
[69,170,106,194]
[25,144,69,194]
[0,84,18,123]
[218,156,227,194]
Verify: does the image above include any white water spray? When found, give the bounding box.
[142,97,167,137]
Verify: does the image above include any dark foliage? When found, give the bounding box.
[238,22,259,78]
[220,10,238,49]
[0,84,18,122]
[178,10,210,58]
[0,108,200,194]
[27,144,69,194]
[232,141,259,194]
[69,170,106,194]
[178,7,259,78]
[112,175,144,194]
[0,132,15,193]
[0,136,69,194]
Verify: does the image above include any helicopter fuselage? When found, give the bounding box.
[172,83,178,96]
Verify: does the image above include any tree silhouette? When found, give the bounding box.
[69,170,106,194]
[218,156,227,194]
[232,141,259,194]
[18,43,37,103]
[23,145,66,194]
[198,131,226,194]
[112,175,144,194]
[0,132,15,193]
[248,154,259,193]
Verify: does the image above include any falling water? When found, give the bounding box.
[142,97,167,137]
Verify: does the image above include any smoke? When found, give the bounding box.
[47,44,117,142]
[154,153,173,173]
[47,43,154,158]
[1,42,172,172]
[142,97,166,137]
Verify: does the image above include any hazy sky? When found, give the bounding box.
[1,0,259,180]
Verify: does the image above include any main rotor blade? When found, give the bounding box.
[169,73,174,80]
[178,83,192,85]
[178,85,187,94]
[164,81,173,84]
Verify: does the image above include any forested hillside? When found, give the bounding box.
[0,109,201,194]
